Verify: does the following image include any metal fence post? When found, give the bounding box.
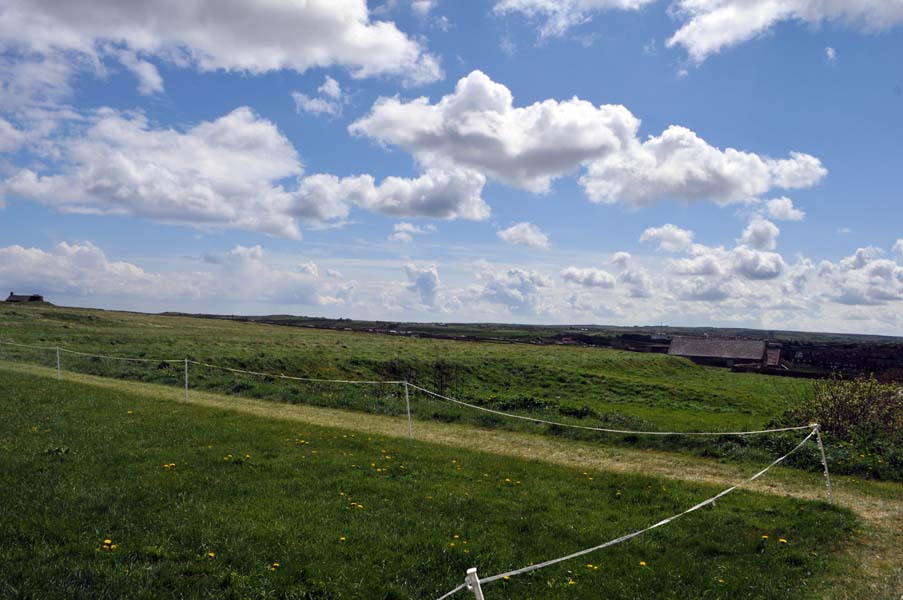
[404,380,413,438]
[813,423,833,502]
[184,359,189,402]
[56,347,61,380]
[465,568,485,600]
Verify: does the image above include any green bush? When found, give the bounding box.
[781,375,903,480]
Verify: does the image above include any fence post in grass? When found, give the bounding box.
[56,347,61,380]
[404,380,413,438]
[184,358,189,403]
[465,568,485,600]
[813,423,833,503]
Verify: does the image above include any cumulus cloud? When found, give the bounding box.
[640,223,694,252]
[1,107,490,235]
[476,265,552,314]
[389,221,437,242]
[730,246,786,280]
[667,1,903,63]
[411,0,437,16]
[351,70,825,208]
[1,107,308,238]
[405,263,440,306]
[825,46,837,63]
[116,51,164,95]
[894,239,903,255]
[765,197,806,221]
[581,127,826,207]
[561,266,616,288]
[293,76,346,117]
[495,1,902,66]
[497,222,550,249]
[0,0,442,92]
[740,218,781,251]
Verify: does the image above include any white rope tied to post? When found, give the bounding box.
[436,428,818,599]
[406,383,813,437]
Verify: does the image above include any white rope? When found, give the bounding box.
[406,383,814,437]
[432,428,816,598]
[187,360,404,385]
[0,339,182,363]
[434,582,467,600]
[2,338,815,437]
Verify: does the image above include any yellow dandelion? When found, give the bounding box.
[245,454,251,459]
[110,544,118,550]
[639,561,647,567]
[127,410,134,415]
[208,552,216,558]
[567,579,576,585]
[503,576,510,581]
[339,536,346,542]
[779,538,788,544]
[718,578,725,584]
[104,539,112,545]
[761,535,769,540]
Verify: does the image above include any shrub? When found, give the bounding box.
[784,374,903,445]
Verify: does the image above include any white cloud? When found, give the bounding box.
[561,266,616,288]
[405,263,440,306]
[581,127,826,207]
[666,1,903,63]
[825,46,837,63]
[389,221,436,242]
[640,223,694,252]
[1,107,308,238]
[495,1,902,66]
[297,261,319,277]
[730,246,786,280]
[411,0,437,16]
[0,241,351,307]
[302,168,489,221]
[293,76,346,117]
[476,265,553,314]
[116,51,164,95]
[894,239,903,255]
[497,222,550,249]
[765,197,805,221]
[2,106,490,234]
[0,0,442,91]
[351,70,825,208]
[740,218,780,251]
[493,0,656,38]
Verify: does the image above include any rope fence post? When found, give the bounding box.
[465,568,485,600]
[56,347,61,380]
[184,358,189,403]
[404,380,413,438]
[813,423,833,502]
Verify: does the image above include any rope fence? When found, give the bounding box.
[0,338,835,598]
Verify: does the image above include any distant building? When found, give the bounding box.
[5,292,44,303]
[668,337,767,367]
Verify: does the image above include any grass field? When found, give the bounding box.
[2,303,891,480]
[1,367,856,599]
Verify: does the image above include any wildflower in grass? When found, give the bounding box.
[110,544,118,550]
[224,454,232,461]
[339,536,346,542]
[639,561,647,567]
[127,410,134,415]
[567,579,576,585]
[761,535,769,540]
[718,578,725,584]
[779,538,788,544]
[244,454,251,459]
[208,552,216,558]
[269,562,280,571]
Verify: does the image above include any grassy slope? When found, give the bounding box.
[0,304,806,432]
[0,367,855,599]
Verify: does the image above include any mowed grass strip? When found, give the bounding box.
[1,369,854,599]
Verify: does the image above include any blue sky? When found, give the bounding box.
[1,0,902,333]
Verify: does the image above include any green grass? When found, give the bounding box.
[0,303,805,433]
[0,368,855,599]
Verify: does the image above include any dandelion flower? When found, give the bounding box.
[104,539,112,545]
[208,552,216,558]
[779,538,788,544]
[639,561,647,567]
[567,579,576,585]
[761,535,769,540]
[110,544,118,550]
[339,536,346,542]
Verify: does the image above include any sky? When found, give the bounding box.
[1,0,902,334]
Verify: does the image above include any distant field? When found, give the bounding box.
[0,304,806,434]
[0,367,855,599]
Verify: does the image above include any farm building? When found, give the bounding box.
[5,292,44,303]
[668,337,767,367]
